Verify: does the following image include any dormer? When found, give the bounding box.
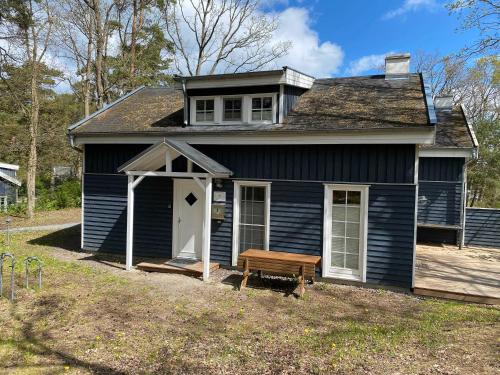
[173,67,314,126]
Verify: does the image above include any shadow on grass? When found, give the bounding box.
[28,225,82,252]
[221,272,308,298]
[3,294,127,374]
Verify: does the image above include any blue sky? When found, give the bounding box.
[266,0,479,77]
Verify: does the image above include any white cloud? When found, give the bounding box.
[272,7,344,77]
[346,52,394,76]
[382,0,438,20]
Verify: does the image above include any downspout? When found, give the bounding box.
[182,78,188,128]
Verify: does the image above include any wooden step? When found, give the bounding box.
[136,259,219,276]
[413,287,500,305]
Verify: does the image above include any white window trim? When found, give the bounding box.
[190,93,277,126]
[247,93,277,125]
[232,180,271,266]
[322,184,369,282]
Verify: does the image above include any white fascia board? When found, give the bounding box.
[460,104,479,148]
[0,162,19,171]
[419,148,474,158]
[74,128,435,146]
[181,70,314,90]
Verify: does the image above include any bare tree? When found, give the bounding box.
[57,0,95,117]
[447,0,499,57]
[0,0,56,218]
[160,0,290,75]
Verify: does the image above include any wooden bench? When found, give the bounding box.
[237,249,322,296]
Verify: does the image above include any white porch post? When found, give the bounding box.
[202,176,213,281]
[126,175,135,270]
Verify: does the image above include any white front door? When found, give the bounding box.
[173,179,205,259]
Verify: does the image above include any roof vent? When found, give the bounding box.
[385,53,410,79]
[434,95,453,111]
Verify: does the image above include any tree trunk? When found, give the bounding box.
[93,0,105,108]
[129,0,138,81]
[27,61,39,218]
[84,36,93,117]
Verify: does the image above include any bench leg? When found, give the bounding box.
[298,265,305,297]
[240,259,249,290]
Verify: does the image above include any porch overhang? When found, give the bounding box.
[117,138,232,178]
[120,139,232,281]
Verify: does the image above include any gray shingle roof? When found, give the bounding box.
[69,74,443,136]
[422,107,476,149]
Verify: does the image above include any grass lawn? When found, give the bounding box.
[0,208,81,229]
[0,227,499,374]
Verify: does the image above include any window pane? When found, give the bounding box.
[196,112,204,122]
[252,98,261,109]
[346,222,359,238]
[331,252,344,268]
[332,206,345,221]
[233,99,241,110]
[224,99,233,110]
[332,191,346,204]
[196,100,204,111]
[262,110,272,121]
[346,207,360,222]
[253,187,265,201]
[262,97,272,108]
[332,237,344,252]
[206,100,214,110]
[251,111,261,121]
[205,111,214,121]
[345,254,359,270]
[346,238,359,253]
[347,191,361,204]
[332,222,345,237]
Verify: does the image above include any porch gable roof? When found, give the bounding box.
[0,170,21,187]
[117,139,232,178]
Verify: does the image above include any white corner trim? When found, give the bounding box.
[322,183,369,283]
[412,146,419,288]
[81,145,85,250]
[419,148,474,158]
[231,180,271,266]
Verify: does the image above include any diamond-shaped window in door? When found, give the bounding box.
[185,192,198,206]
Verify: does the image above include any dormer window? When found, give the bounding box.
[189,93,277,125]
[251,97,273,121]
[195,99,214,122]
[223,98,242,121]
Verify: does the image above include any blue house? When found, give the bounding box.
[0,162,21,211]
[68,54,477,289]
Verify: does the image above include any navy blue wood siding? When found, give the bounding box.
[465,208,500,248]
[211,180,415,288]
[83,173,173,257]
[85,144,149,174]
[419,157,464,182]
[283,85,308,117]
[83,174,127,252]
[210,180,234,265]
[418,182,462,226]
[197,144,415,183]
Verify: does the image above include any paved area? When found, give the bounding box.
[415,244,500,304]
[0,222,80,233]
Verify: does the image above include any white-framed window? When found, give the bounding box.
[195,99,214,122]
[223,97,242,122]
[189,93,276,125]
[0,196,7,212]
[251,96,273,121]
[323,184,369,282]
[232,181,271,266]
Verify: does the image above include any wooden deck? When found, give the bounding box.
[414,244,500,304]
[136,258,219,277]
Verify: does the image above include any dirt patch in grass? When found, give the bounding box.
[0,228,499,374]
[0,208,81,229]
